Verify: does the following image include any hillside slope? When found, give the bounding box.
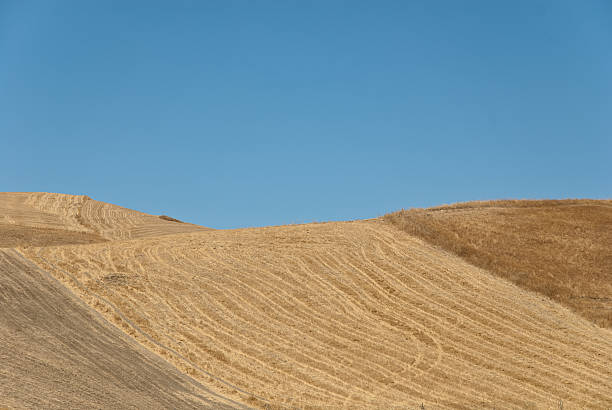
[23,217,612,408]
[0,192,209,243]
[384,200,612,327]
[0,248,237,409]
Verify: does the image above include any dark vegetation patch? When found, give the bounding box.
[159,215,184,223]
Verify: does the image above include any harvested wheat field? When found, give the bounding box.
[0,192,209,243]
[0,249,238,409]
[2,193,612,408]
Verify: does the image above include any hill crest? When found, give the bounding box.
[0,192,209,247]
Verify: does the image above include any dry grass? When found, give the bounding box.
[383,199,612,327]
[26,221,612,408]
[3,193,612,408]
[0,192,209,241]
[0,249,236,409]
[0,223,107,248]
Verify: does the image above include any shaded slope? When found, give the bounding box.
[0,249,238,409]
[0,192,209,241]
[384,199,612,327]
[25,220,612,408]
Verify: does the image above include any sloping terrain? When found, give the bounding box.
[0,192,209,241]
[0,223,106,248]
[2,193,612,408]
[384,200,612,327]
[0,193,235,408]
[0,249,237,409]
[24,219,612,408]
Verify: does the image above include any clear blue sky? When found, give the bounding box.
[1,1,610,228]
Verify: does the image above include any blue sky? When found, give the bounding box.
[1,1,610,228]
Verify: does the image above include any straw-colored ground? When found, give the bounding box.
[0,193,237,409]
[384,200,612,327]
[0,192,209,243]
[0,248,238,409]
[2,193,612,408]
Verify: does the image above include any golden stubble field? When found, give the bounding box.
[0,248,238,409]
[1,193,612,408]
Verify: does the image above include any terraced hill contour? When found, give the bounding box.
[2,193,612,408]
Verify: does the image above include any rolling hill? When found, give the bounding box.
[1,193,611,408]
[0,248,238,409]
[0,192,208,245]
[384,200,612,327]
